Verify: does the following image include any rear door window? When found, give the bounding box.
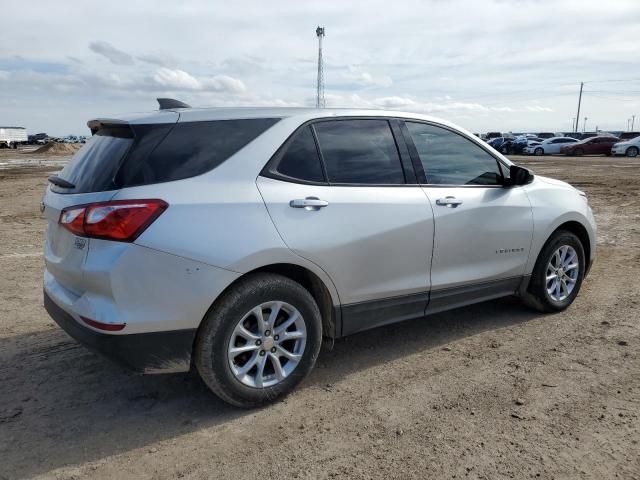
[313,119,405,184]
[268,126,325,183]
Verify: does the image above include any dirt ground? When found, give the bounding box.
[0,148,638,480]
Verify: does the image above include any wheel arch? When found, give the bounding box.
[198,262,341,342]
[529,220,593,279]
[552,220,592,275]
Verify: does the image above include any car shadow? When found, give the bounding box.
[0,295,544,479]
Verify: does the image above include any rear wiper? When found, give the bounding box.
[48,175,76,189]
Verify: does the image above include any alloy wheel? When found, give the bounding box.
[546,245,579,302]
[228,301,307,388]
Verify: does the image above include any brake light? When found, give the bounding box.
[59,199,168,242]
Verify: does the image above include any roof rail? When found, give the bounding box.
[157,98,192,110]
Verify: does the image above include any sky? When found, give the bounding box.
[1,0,639,136]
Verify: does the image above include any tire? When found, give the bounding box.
[573,148,584,156]
[194,273,322,408]
[534,147,544,156]
[520,230,586,313]
[626,146,639,157]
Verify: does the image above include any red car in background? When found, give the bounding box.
[560,136,620,156]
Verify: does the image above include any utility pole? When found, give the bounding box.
[583,117,588,133]
[628,118,632,132]
[574,82,584,133]
[632,114,636,131]
[315,26,326,109]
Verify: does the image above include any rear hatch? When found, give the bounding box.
[43,113,179,296]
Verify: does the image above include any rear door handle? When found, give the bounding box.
[289,197,329,210]
[435,196,463,208]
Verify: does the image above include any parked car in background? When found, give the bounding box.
[42,103,596,407]
[560,136,620,156]
[28,133,49,145]
[486,131,502,140]
[611,136,640,157]
[525,137,579,156]
[619,132,640,141]
[537,132,556,139]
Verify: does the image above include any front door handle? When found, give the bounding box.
[289,197,329,211]
[435,196,463,208]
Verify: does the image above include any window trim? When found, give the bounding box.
[262,116,422,187]
[400,119,511,188]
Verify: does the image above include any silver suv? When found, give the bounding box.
[43,103,596,407]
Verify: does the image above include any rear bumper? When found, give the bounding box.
[44,291,196,373]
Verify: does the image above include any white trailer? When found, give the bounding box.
[0,127,28,148]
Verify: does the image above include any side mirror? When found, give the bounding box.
[505,165,534,186]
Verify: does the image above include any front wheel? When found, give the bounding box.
[521,230,585,313]
[194,273,322,408]
[573,148,584,156]
[626,146,639,157]
[534,147,544,156]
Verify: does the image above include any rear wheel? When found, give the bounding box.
[626,146,639,157]
[195,273,322,408]
[521,230,585,313]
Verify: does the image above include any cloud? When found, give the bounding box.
[323,93,550,117]
[137,54,167,66]
[525,105,554,112]
[89,41,134,65]
[343,68,393,88]
[2,0,638,135]
[151,68,246,93]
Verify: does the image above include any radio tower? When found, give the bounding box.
[316,26,326,108]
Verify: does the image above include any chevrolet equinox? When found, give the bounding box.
[43,101,596,407]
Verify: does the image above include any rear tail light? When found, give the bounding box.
[59,199,168,242]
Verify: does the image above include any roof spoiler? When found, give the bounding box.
[157,98,191,110]
[87,118,129,135]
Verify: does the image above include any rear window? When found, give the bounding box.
[54,118,280,193]
[53,126,133,193]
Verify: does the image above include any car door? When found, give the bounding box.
[582,138,597,154]
[599,138,616,154]
[557,138,576,153]
[257,119,434,335]
[401,121,534,313]
[547,138,562,154]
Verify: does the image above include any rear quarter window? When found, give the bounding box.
[117,118,280,187]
